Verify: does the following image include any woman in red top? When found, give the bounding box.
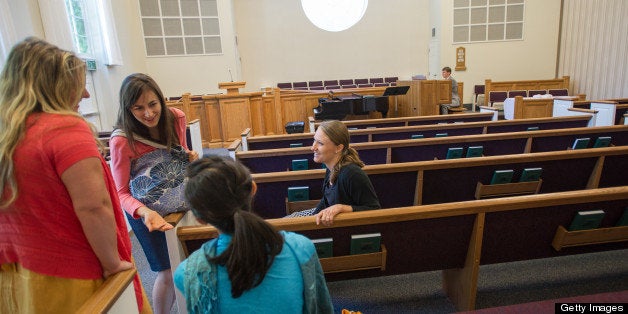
[0,38,147,312]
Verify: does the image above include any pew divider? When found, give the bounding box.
[443,212,485,311]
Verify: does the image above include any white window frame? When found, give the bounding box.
[453,0,525,44]
[138,0,222,57]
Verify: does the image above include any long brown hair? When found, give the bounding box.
[184,156,283,298]
[115,73,179,153]
[318,120,364,184]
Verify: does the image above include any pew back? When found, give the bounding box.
[177,186,628,311]
[237,115,591,151]
[249,146,628,218]
[236,125,628,173]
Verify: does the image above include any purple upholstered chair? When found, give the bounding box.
[528,89,547,96]
[308,81,323,88]
[548,89,569,96]
[277,82,292,89]
[354,78,369,85]
[293,82,307,89]
[324,80,339,87]
[339,79,354,86]
[369,77,384,84]
[508,90,528,98]
[489,91,508,107]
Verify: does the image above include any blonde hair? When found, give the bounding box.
[0,37,87,208]
[318,120,364,184]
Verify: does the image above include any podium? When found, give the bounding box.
[218,81,246,95]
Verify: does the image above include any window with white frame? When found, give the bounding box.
[138,0,222,56]
[453,0,524,44]
[65,0,93,55]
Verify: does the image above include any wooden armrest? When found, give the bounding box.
[227,139,242,151]
[568,108,598,114]
[76,268,137,314]
[164,211,186,227]
[240,128,251,137]
[187,119,200,125]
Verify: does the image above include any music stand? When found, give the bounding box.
[382,86,410,96]
[382,86,410,117]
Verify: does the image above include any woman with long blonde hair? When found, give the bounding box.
[0,37,147,313]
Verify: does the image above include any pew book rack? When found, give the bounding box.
[319,244,387,274]
[475,180,542,199]
[552,225,628,251]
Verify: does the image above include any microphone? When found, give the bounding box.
[228,69,233,82]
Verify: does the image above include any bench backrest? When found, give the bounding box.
[237,125,628,173]
[178,186,628,280]
[249,146,628,218]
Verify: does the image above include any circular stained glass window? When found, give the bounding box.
[301,0,368,32]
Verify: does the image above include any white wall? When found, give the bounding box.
[144,0,240,97]
[439,0,562,103]
[5,0,624,130]
[233,0,430,90]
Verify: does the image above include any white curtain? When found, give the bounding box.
[37,0,75,51]
[98,0,123,65]
[0,0,18,70]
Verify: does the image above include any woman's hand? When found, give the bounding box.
[136,206,173,232]
[188,150,199,162]
[315,204,352,226]
[103,260,134,279]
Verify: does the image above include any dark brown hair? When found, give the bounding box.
[184,156,283,298]
[115,73,178,152]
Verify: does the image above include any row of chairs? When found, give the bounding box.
[277,77,398,90]
[477,87,569,107]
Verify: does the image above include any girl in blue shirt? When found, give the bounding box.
[174,156,333,313]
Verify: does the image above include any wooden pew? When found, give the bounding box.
[248,146,628,218]
[484,76,571,107]
[307,112,494,133]
[233,115,592,152]
[234,125,628,173]
[176,186,628,311]
[77,269,139,314]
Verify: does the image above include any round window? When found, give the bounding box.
[301,0,368,32]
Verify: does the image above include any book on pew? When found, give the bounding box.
[446,147,463,159]
[569,210,605,231]
[348,127,359,130]
[350,233,381,255]
[571,137,590,150]
[490,170,514,185]
[527,126,540,131]
[466,146,484,158]
[311,238,333,258]
[616,208,628,227]
[410,134,424,139]
[519,167,543,182]
[290,143,303,148]
[593,136,612,148]
[291,159,308,171]
[287,186,309,202]
[435,133,448,137]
